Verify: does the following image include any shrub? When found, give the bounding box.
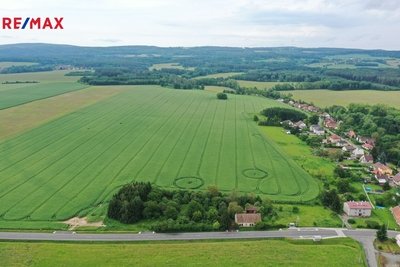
[292,206,300,213]
[347,219,356,224]
[216,92,228,100]
[366,220,380,229]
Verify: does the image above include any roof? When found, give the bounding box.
[310,125,324,131]
[392,173,400,183]
[235,213,262,224]
[361,154,374,162]
[330,134,341,140]
[345,201,372,210]
[373,162,391,171]
[391,206,400,225]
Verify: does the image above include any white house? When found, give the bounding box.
[309,125,325,135]
[343,201,372,217]
[352,147,365,159]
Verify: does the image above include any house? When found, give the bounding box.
[347,130,357,139]
[392,173,400,186]
[281,120,294,127]
[328,134,341,144]
[293,121,307,130]
[359,154,374,164]
[391,206,400,226]
[373,162,393,176]
[357,136,375,146]
[310,125,325,135]
[324,118,338,129]
[362,143,374,150]
[352,147,365,159]
[343,201,372,217]
[342,145,356,153]
[376,173,389,185]
[235,207,262,227]
[336,140,348,147]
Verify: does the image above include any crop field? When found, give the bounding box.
[236,80,288,89]
[0,61,37,70]
[0,238,365,267]
[287,89,400,108]
[0,85,318,224]
[149,63,195,71]
[0,70,88,109]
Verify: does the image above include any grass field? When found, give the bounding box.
[287,89,400,108]
[204,85,233,93]
[0,85,319,226]
[0,238,365,267]
[236,80,287,89]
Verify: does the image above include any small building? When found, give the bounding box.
[342,145,356,153]
[392,173,400,186]
[328,134,341,144]
[359,154,374,164]
[391,206,400,226]
[362,143,374,150]
[343,201,372,217]
[310,125,325,135]
[373,162,393,176]
[281,120,294,127]
[352,147,365,159]
[293,121,307,130]
[336,140,348,147]
[235,213,262,227]
[324,118,338,129]
[347,130,357,139]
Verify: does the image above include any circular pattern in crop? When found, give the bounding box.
[242,168,268,179]
[174,176,205,189]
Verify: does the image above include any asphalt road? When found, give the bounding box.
[1,228,399,267]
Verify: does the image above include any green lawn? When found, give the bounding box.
[0,238,366,267]
[287,89,400,108]
[0,86,319,227]
[274,204,342,227]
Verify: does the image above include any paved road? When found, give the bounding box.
[0,228,337,241]
[1,228,399,267]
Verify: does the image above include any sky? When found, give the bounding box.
[1,0,400,49]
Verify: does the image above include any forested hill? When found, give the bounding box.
[1,43,400,90]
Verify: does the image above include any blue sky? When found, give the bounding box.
[1,0,400,49]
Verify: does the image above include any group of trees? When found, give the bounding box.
[259,107,307,126]
[326,104,400,165]
[108,182,277,232]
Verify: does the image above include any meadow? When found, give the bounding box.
[0,238,365,267]
[0,85,319,225]
[194,72,243,79]
[287,89,400,108]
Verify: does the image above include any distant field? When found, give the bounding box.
[194,72,243,79]
[0,86,318,225]
[0,70,79,83]
[287,89,400,108]
[237,80,286,89]
[0,86,124,140]
[0,61,37,69]
[204,85,232,93]
[0,238,365,267]
[149,63,195,71]
[0,82,88,110]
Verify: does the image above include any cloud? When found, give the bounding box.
[0,0,399,49]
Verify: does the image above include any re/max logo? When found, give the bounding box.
[1,17,64,29]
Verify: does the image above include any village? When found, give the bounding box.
[278,99,400,229]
